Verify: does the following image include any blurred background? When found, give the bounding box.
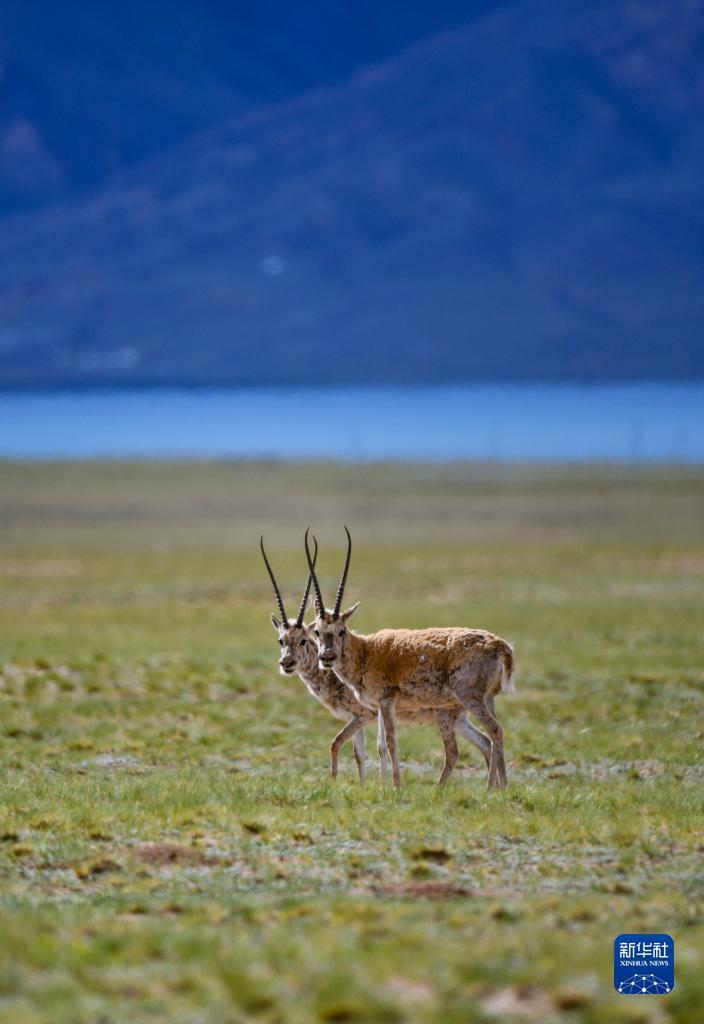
[0,0,702,459]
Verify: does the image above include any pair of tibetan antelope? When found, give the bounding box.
[261,529,514,789]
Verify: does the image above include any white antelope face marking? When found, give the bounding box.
[311,606,359,670]
[270,617,315,675]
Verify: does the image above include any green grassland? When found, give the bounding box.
[0,461,702,1024]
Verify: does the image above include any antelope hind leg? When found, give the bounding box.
[456,715,492,771]
[485,694,508,787]
[448,671,506,791]
[434,709,460,785]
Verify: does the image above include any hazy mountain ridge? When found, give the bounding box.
[1,0,703,386]
[0,0,488,211]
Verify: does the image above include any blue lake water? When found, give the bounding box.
[0,385,702,461]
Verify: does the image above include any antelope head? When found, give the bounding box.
[304,526,359,670]
[260,536,319,676]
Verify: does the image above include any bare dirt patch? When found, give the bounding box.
[481,985,554,1019]
[134,842,216,867]
[374,881,470,899]
[78,754,147,772]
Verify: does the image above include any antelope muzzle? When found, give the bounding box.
[279,652,297,674]
[318,637,337,667]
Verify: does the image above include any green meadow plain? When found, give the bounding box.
[0,460,702,1023]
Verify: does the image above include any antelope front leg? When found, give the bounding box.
[352,727,366,785]
[376,710,389,782]
[379,697,400,789]
[330,717,365,781]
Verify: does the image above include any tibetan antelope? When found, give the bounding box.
[261,537,493,785]
[304,528,515,791]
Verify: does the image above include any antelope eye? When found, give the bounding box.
[278,638,283,645]
[314,629,319,636]
[338,630,345,637]
[299,639,306,646]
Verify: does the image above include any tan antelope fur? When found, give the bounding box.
[305,528,515,790]
[261,538,493,785]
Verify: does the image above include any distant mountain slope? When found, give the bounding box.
[0,0,487,212]
[0,0,702,386]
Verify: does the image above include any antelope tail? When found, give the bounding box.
[500,644,516,694]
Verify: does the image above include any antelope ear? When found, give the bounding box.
[270,613,282,630]
[341,602,359,623]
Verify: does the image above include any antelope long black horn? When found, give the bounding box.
[332,525,352,620]
[304,527,325,615]
[296,535,318,626]
[260,536,288,626]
